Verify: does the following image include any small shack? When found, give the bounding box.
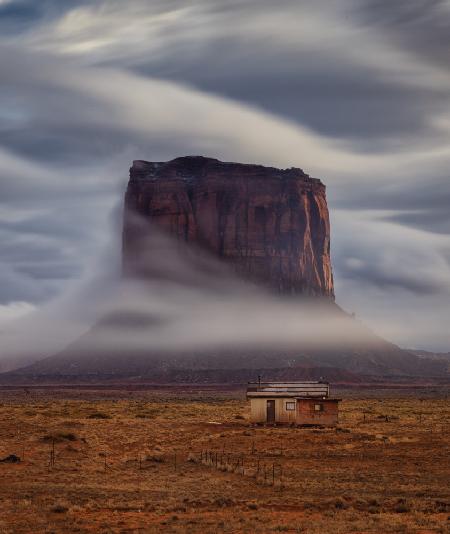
[246,381,340,426]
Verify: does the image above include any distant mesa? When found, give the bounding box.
[1,157,447,383]
[123,156,334,298]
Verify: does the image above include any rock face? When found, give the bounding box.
[2,156,447,381]
[123,156,334,298]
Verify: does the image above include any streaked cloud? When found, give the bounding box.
[0,0,449,352]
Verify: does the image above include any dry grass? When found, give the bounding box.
[0,387,448,533]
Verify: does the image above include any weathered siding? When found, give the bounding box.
[250,398,267,423]
[276,398,297,424]
[250,398,297,423]
[296,399,339,426]
[250,396,340,425]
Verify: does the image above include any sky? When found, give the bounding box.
[0,0,449,353]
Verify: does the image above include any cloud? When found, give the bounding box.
[355,0,450,69]
[0,262,58,303]
[0,223,388,372]
[385,210,450,236]
[332,209,450,349]
[0,0,91,34]
[10,0,449,148]
[0,1,449,353]
[0,301,35,323]
[333,210,450,295]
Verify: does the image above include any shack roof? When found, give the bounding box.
[246,381,330,398]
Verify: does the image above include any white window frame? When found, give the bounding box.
[285,401,296,411]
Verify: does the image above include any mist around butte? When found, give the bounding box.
[0,1,450,376]
[0,154,446,382]
[0,161,386,373]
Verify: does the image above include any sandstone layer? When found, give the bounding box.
[123,156,334,298]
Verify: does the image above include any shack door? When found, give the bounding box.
[266,400,275,423]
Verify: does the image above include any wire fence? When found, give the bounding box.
[197,449,283,488]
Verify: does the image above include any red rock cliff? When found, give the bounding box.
[123,156,334,298]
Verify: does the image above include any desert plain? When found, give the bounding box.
[0,385,448,533]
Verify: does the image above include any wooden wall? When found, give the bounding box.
[249,398,340,426]
[249,398,297,424]
[296,399,339,426]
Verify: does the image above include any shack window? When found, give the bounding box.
[255,206,266,225]
[285,401,296,411]
[314,403,324,412]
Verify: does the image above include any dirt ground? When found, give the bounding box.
[0,386,448,533]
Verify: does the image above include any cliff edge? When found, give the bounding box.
[123,156,334,298]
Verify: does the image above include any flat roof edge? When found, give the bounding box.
[247,395,341,400]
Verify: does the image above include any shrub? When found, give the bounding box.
[145,453,165,463]
[50,504,69,514]
[214,497,235,508]
[334,498,348,510]
[87,412,111,419]
[394,500,410,513]
[60,432,77,441]
[41,432,77,443]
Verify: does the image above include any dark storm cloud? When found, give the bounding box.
[0,0,43,32]
[356,0,450,68]
[133,35,448,145]
[0,221,83,297]
[336,175,450,212]
[0,261,60,303]
[0,0,90,33]
[0,56,119,164]
[0,211,91,239]
[3,0,447,147]
[386,211,450,236]
[336,249,446,295]
[47,0,444,148]
[15,262,79,281]
[0,0,449,350]
[329,172,450,235]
